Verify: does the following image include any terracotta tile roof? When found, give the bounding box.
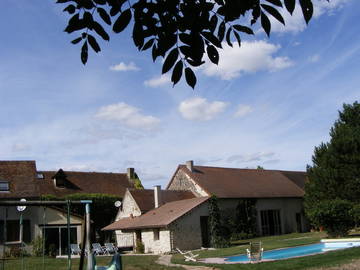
[0,160,134,199]
[168,165,306,198]
[38,170,133,198]
[0,161,39,199]
[129,189,195,213]
[102,196,209,230]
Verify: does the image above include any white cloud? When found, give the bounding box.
[109,61,140,71]
[269,0,351,34]
[95,102,160,130]
[178,97,228,121]
[202,40,293,80]
[234,104,253,118]
[227,152,275,163]
[144,74,171,87]
[308,54,320,63]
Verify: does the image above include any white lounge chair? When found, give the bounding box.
[104,243,118,254]
[71,244,82,255]
[246,242,263,262]
[92,243,106,255]
[176,247,199,262]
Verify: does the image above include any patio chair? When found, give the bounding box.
[92,243,106,255]
[246,241,263,262]
[104,243,118,254]
[176,247,199,262]
[71,244,82,255]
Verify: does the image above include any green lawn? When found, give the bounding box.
[0,255,183,270]
[171,231,360,270]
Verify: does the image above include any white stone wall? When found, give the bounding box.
[141,229,172,254]
[167,170,209,197]
[115,190,142,247]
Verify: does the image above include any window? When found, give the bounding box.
[37,173,44,179]
[0,181,9,192]
[153,229,160,241]
[0,220,31,243]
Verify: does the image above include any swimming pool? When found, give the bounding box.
[225,242,354,262]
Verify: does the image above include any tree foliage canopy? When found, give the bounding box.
[57,0,317,88]
[304,101,360,237]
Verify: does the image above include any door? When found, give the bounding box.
[296,213,302,233]
[200,216,209,248]
[260,210,282,235]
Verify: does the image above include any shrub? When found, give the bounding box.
[48,244,57,257]
[306,199,353,237]
[31,236,44,257]
[135,240,144,254]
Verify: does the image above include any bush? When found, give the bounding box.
[48,244,57,257]
[7,246,28,258]
[31,236,44,256]
[135,240,144,254]
[306,199,353,237]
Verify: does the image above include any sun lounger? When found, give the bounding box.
[92,243,106,255]
[176,247,199,262]
[71,244,82,255]
[104,243,118,254]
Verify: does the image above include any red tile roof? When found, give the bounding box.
[167,165,307,198]
[102,196,209,231]
[128,189,195,213]
[0,161,133,199]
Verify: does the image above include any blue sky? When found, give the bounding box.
[0,0,359,188]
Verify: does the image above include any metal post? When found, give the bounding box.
[2,208,8,270]
[67,200,72,270]
[85,203,93,270]
[20,212,24,270]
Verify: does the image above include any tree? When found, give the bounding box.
[57,0,317,88]
[304,101,360,237]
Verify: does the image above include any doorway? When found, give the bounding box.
[200,216,209,248]
[43,226,77,256]
[260,210,281,235]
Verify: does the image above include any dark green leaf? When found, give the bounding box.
[218,21,226,42]
[87,34,101,53]
[162,48,179,74]
[179,46,192,58]
[201,31,222,48]
[94,0,106,4]
[284,0,296,14]
[179,33,192,45]
[81,41,88,65]
[232,25,254,35]
[171,60,183,86]
[63,4,75,14]
[97,7,111,25]
[207,45,219,65]
[142,38,155,51]
[261,11,271,37]
[209,14,218,33]
[113,9,132,33]
[56,0,71,3]
[71,37,82,44]
[261,4,285,25]
[233,30,241,47]
[300,0,313,24]
[265,0,282,7]
[152,44,158,62]
[133,23,144,49]
[225,28,232,47]
[185,67,196,89]
[92,21,110,41]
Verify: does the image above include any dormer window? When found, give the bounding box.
[52,169,67,188]
[0,181,9,192]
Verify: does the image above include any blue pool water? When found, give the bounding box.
[225,243,345,262]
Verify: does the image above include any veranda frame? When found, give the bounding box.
[0,200,93,270]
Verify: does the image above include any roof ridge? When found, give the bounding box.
[179,164,305,173]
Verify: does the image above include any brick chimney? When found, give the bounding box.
[186,160,194,172]
[127,168,135,179]
[154,185,162,208]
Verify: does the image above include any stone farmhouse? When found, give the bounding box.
[104,161,309,254]
[0,160,136,256]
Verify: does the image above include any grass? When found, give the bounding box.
[0,255,184,270]
[171,231,360,270]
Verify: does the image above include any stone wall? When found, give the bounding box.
[141,229,172,254]
[167,170,208,197]
[115,190,141,247]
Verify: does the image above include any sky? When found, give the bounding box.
[0,0,359,188]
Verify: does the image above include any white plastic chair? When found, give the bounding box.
[176,247,199,262]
